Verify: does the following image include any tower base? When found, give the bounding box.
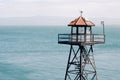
[64,45,98,80]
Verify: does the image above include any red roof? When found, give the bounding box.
[68,16,95,26]
[86,20,95,26]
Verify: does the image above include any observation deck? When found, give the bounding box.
[58,34,105,45]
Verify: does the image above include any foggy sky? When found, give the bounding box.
[0,0,120,25]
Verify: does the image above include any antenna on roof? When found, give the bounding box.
[80,11,83,16]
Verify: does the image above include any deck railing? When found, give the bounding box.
[58,34,105,44]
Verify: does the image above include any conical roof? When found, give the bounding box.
[68,16,95,27]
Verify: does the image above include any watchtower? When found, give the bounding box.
[58,12,105,80]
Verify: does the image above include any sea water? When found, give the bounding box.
[0,26,120,80]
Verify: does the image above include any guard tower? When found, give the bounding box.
[58,12,105,80]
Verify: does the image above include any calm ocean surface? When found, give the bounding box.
[0,26,120,80]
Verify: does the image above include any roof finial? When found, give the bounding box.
[80,11,83,16]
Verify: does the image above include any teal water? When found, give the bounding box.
[0,26,120,80]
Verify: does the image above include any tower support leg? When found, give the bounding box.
[64,45,98,80]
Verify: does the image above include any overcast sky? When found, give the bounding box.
[0,0,120,25]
